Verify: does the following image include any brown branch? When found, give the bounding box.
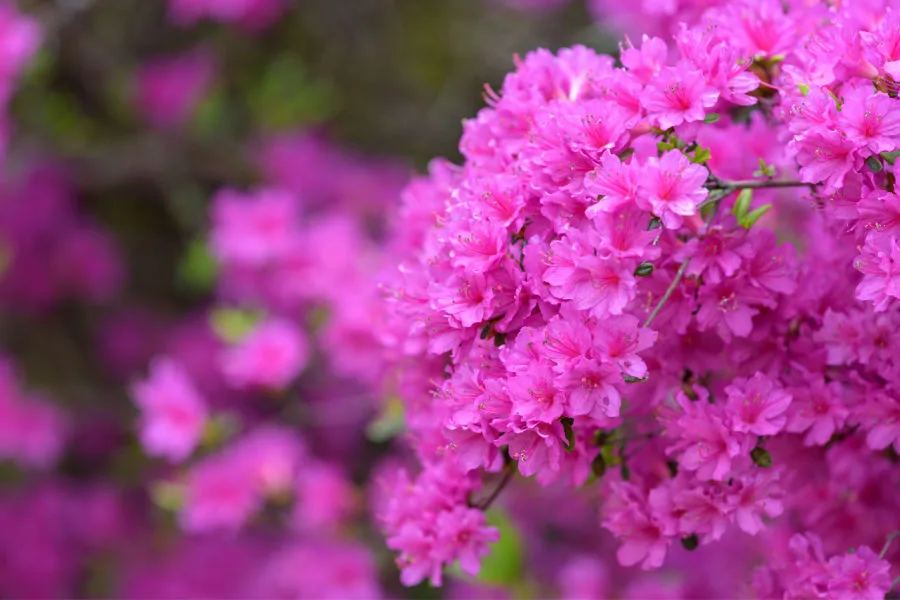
[644,258,691,328]
[476,464,515,511]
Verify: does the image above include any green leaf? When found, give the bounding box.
[881,150,900,165]
[177,238,219,293]
[827,88,843,111]
[753,158,777,179]
[561,417,575,452]
[477,508,524,585]
[751,446,773,468]
[866,155,884,173]
[634,262,654,277]
[681,534,699,551]
[798,83,810,97]
[200,413,239,450]
[703,113,720,124]
[741,204,773,228]
[623,374,649,384]
[249,54,340,130]
[365,396,406,442]
[151,481,185,511]
[690,146,712,165]
[192,88,232,139]
[591,453,607,478]
[209,307,264,344]
[732,188,753,220]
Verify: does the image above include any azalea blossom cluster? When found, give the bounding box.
[0,131,398,598]
[7,0,900,596]
[0,0,400,594]
[377,0,900,596]
[112,130,408,596]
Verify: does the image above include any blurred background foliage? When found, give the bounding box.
[0,2,622,594]
[4,0,614,406]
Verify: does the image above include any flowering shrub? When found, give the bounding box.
[3,0,900,598]
[376,0,900,597]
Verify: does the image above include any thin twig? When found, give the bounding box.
[880,530,900,559]
[477,465,515,511]
[699,179,813,210]
[644,258,691,328]
[709,179,813,191]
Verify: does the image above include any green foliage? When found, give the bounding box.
[634,262,654,277]
[866,155,884,173]
[753,158,777,178]
[689,145,712,165]
[751,446,773,468]
[733,189,772,228]
[561,417,575,452]
[366,395,406,442]
[177,238,219,294]
[477,508,525,586]
[209,307,264,344]
[151,481,185,512]
[248,54,340,131]
[733,188,753,219]
[882,150,900,165]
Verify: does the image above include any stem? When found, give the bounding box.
[698,180,813,212]
[477,465,515,511]
[644,258,691,328]
[891,575,900,592]
[709,179,813,190]
[881,531,900,559]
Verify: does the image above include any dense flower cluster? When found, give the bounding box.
[117,131,407,594]
[377,0,900,596]
[6,0,900,596]
[0,129,405,596]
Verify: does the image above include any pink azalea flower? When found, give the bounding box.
[221,317,309,390]
[585,153,641,216]
[668,391,750,481]
[838,82,900,154]
[638,150,709,229]
[724,372,793,436]
[826,546,892,600]
[543,237,637,317]
[603,481,676,570]
[179,452,260,532]
[434,506,500,578]
[792,128,858,192]
[642,63,719,130]
[786,376,848,446]
[855,233,900,312]
[560,357,622,418]
[210,187,299,267]
[135,50,216,129]
[130,358,208,463]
